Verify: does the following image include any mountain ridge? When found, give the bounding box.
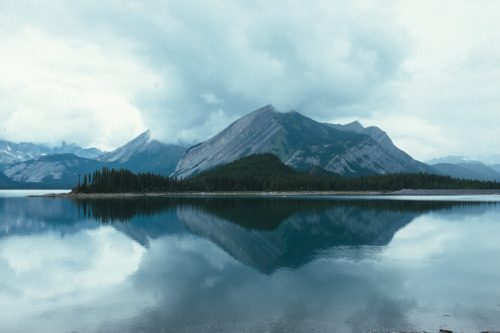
[2,105,497,186]
[0,139,104,166]
[3,153,104,186]
[173,105,432,179]
[99,130,187,175]
[426,155,500,181]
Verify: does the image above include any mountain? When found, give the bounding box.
[425,155,484,165]
[98,130,187,175]
[484,155,500,165]
[431,163,500,182]
[3,154,103,187]
[327,120,365,133]
[0,140,49,165]
[51,142,104,159]
[490,164,500,174]
[427,155,500,166]
[453,163,500,181]
[173,105,431,179]
[326,121,431,173]
[0,139,104,166]
[425,155,500,181]
[0,170,15,187]
[1,130,186,187]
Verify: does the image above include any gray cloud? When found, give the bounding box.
[0,1,409,147]
[0,1,499,160]
[120,1,410,143]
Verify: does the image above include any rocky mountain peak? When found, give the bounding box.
[173,105,432,178]
[173,106,284,179]
[326,120,364,133]
[98,130,151,163]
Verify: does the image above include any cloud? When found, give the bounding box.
[200,92,224,105]
[123,1,411,143]
[0,0,410,148]
[0,9,152,149]
[0,0,498,160]
[384,0,500,160]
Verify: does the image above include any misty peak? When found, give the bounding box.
[344,121,365,133]
[251,104,277,116]
[137,130,151,140]
[98,130,152,163]
[326,120,365,133]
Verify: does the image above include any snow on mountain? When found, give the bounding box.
[1,130,186,186]
[0,140,104,166]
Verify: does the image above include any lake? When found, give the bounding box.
[1,190,499,332]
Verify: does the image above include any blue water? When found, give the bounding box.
[0,191,499,332]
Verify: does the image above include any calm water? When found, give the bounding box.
[1,191,499,332]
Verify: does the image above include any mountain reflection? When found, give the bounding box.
[72,196,496,273]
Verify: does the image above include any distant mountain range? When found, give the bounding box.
[3,154,102,186]
[0,131,187,188]
[0,140,103,166]
[425,156,500,182]
[0,105,499,188]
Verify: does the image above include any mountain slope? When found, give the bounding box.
[0,170,15,187]
[3,154,103,187]
[426,155,483,165]
[173,105,428,178]
[425,156,500,181]
[454,163,500,181]
[99,130,186,175]
[490,164,500,174]
[327,121,431,173]
[51,142,104,159]
[431,162,500,181]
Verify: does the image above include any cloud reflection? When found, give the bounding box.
[0,226,150,333]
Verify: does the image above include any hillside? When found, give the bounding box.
[184,154,500,192]
[0,170,15,187]
[184,153,311,191]
[3,154,104,187]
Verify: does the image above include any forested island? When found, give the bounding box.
[73,154,500,194]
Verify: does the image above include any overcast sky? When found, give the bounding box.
[0,0,499,161]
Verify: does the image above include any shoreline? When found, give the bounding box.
[28,188,500,198]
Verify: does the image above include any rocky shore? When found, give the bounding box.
[392,189,500,196]
[28,189,500,198]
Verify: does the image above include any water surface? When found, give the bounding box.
[0,192,499,332]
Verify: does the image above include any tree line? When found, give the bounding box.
[74,154,500,193]
[75,167,180,193]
